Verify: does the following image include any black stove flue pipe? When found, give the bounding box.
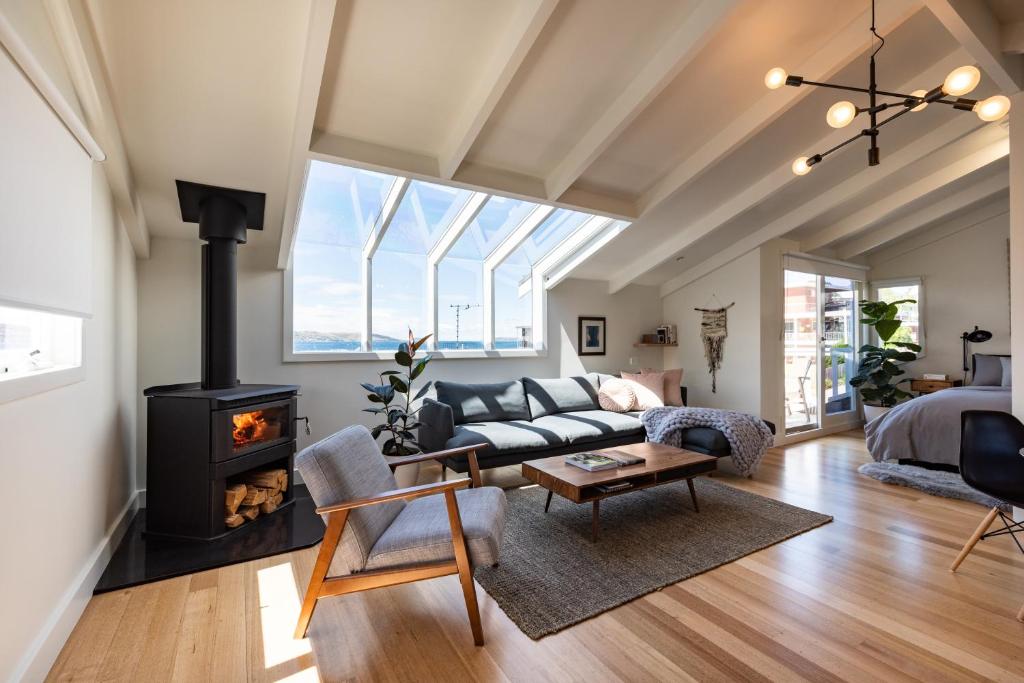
[175,181,266,390]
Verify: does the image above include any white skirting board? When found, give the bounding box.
[11,489,141,682]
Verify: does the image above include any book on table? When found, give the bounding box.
[565,450,646,471]
[565,453,618,471]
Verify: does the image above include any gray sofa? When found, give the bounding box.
[418,373,763,474]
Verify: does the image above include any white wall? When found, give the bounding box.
[868,196,1010,382]
[661,249,763,416]
[0,162,137,681]
[136,237,664,485]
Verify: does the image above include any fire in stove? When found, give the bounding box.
[233,409,282,449]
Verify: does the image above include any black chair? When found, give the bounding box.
[953,410,1024,622]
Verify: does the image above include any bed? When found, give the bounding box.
[864,385,1011,467]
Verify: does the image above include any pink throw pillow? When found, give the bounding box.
[642,367,684,406]
[598,378,636,412]
[621,372,665,410]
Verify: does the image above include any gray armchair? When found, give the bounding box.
[293,424,506,645]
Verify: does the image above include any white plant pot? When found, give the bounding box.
[393,460,422,488]
[863,405,892,424]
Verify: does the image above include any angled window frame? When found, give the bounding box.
[284,159,628,362]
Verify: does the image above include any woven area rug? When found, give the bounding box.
[858,461,1010,512]
[473,478,831,639]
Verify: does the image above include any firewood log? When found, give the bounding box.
[224,513,244,528]
[259,492,284,515]
[239,505,259,521]
[241,487,267,506]
[279,470,288,492]
[225,484,247,515]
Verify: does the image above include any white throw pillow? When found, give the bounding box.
[598,378,636,412]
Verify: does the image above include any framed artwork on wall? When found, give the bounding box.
[578,316,606,356]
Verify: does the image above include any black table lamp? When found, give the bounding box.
[961,326,993,371]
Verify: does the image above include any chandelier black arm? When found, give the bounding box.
[805,129,868,167]
[793,78,914,100]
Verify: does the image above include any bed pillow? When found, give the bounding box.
[641,367,684,406]
[973,354,1004,386]
[597,378,636,412]
[1001,357,1012,387]
[621,371,665,410]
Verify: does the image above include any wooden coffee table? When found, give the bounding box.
[521,442,717,541]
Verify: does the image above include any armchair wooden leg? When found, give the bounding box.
[295,509,348,639]
[950,506,1000,572]
[443,489,484,646]
[1018,602,1024,623]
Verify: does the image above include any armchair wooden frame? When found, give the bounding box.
[294,444,488,644]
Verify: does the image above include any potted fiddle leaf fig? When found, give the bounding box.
[361,330,433,456]
[849,298,921,423]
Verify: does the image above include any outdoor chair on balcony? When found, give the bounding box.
[293,424,506,644]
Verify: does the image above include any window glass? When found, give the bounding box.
[372,181,474,347]
[875,282,922,350]
[438,196,540,348]
[291,162,398,352]
[0,304,82,381]
[494,248,533,349]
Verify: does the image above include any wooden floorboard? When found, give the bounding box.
[46,431,1024,682]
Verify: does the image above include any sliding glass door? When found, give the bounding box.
[784,270,860,436]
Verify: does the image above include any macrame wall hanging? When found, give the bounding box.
[694,299,734,393]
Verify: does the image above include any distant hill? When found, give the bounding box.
[294,330,402,343]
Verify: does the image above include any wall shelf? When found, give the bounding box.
[633,342,678,347]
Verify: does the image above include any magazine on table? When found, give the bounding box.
[565,450,646,471]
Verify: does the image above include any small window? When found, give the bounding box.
[873,278,924,355]
[0,304,82,382]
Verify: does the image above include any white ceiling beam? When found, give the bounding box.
[835,169,1008,259]
[438,0,558,180]
[921,0,1024,93]
[657,119,999,298]
[1003,22,1024,55]
[801,137,1008,252]
[276,0,337,269]
[45,0,150,258]
[544,0,741,201]
[607,48,971,293]
[311,133,637,221]
[516,215,615,296]
[637,0,921,217]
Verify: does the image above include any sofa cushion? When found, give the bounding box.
[446,420,568,454]
[523,374,601,418]
[676,427,731,455]
[531,410,644,445]
[435,380,530,424]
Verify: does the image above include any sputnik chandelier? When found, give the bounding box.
[765,0,1011,177]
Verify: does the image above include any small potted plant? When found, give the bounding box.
[849,298,920,423]
[361,329,433,456]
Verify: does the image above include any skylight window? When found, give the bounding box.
[288,160,630,358]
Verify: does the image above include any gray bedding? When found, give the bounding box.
[864,386,1011,466]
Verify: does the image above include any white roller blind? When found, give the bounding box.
[0,48,92,317]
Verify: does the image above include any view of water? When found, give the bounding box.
[294,340,526,352]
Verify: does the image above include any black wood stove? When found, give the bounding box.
[144,181,302,540]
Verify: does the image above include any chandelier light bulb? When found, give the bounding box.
[909,89,928,112]
[792,157,812,176]
[974,94,1011,122]
[764,67,788,90]
[826,101,857,128]
[942,65,981,96]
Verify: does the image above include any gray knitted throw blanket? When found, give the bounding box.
[641,407,774,477]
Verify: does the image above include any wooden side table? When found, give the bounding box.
[909,378,963,394]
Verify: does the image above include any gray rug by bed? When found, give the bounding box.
[473,478,831,639]
[858,461,1010,512]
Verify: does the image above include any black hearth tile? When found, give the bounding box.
[94,484,324,593]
